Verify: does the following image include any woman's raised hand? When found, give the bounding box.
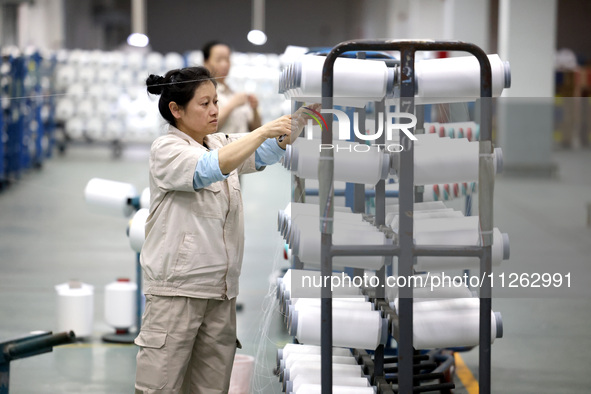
[260,115,292,140]
[291,103,322,142]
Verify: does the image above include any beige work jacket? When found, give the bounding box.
[140,125,259,300]
[216,83,253,135]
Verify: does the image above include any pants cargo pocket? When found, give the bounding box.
[135,330,168,390]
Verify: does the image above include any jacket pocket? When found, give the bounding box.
[193,181,223,218]
[134,330,168,390]
[230,180,242,207]
[170,232,197,282]
[135,330,167,348]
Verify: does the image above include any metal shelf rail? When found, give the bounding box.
[316,39,494,394]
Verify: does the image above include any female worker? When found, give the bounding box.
[202,40,261,135]
[134,66,300,393]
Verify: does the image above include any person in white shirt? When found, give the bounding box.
[202,40,262,135]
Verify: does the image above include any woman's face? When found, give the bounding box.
[205,44,231,79]
[175,81,219,138]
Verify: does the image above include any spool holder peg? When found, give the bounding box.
[0,331,76,394]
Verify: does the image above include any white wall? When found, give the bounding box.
[496,0,558,176]
[380,0,446,41]
[0,4,19,48]
[385,0,411,39]
[362,0,489,55]
[17,0,65,50]
[498,0,557,97]
[408,0,446,40]
[443,0,490,53]
[359,0,389,39]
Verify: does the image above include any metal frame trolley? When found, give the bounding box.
[301,39,497,394]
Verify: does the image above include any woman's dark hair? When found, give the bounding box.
[202,40,229,62]
[146,66,216,126]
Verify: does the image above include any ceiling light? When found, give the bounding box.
[127,33,149,48]
[247,30,267,46]
[249,0,267,46]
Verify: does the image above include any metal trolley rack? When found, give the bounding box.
[289,39,496,394]
[1,51,57,191]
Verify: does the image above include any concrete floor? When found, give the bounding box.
[0,142,590,393]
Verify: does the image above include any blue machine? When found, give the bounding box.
[0,88,4,191]
[0,51,56,192]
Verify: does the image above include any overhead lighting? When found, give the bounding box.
[129,0,149,47]
[249,0,266,45]
[127,33,149,48]
[247,29,267,46]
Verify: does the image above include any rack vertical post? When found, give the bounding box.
[397,44,417,394]
[319,71,335,394]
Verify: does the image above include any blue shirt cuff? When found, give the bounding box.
[193,150,229,190]
[255,139,286,170]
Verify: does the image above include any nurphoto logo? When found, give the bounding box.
[301,106,417,153]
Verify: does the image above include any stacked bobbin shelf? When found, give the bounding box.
[51,49,285,158]
[275,40,511,394]
[1,49,57,191]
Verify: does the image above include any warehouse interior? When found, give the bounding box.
[1,0,590,393]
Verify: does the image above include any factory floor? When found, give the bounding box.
[0,142,590,393]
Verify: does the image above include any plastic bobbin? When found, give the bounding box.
[494,147,503,174]
[283,290,291,306]
[114,278,131,334]
[276,278,283,300]
[102,278,137,343]
[291,145,299,172]
[280,217,288,238]
[290,224,299,249]
[282,298,291,317]
[290,310,298,336]
[380,317,389,345]
[277,210,285,232]
[502,233,510,260]
[140,187,150,210]
[282,218,290,239]
[295,61,302,91]
[286,222,293,247]
[386,67,396,98]
[288,304,296,326]
[283,145,292,170]
[283,301,291,323]
[503,61,511,89]
[494,312,503,338]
